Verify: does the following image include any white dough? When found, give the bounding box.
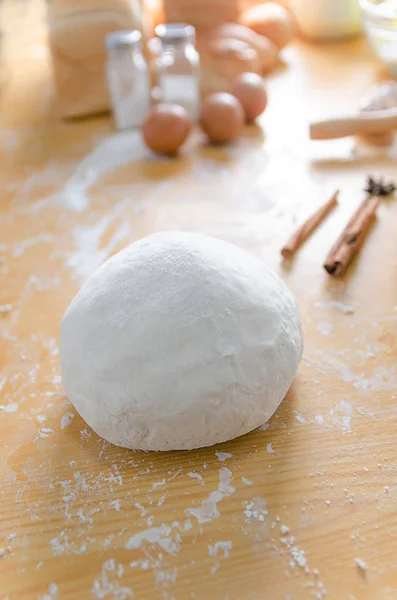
[60,232,303,451]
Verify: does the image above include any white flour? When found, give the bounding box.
[244,497,268,523]
[186,467,235,524]
[92,560,133,600]
[38,583,58,600]
[208,541,232,558]
[304,349,397,392]
[60,412,75,429]
[0,92,394,600]
[215,452,233,462]
[187,472,204,484]
[41,131,148,213]
[125,523,183,555]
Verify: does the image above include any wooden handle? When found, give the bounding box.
[310,107,397,140]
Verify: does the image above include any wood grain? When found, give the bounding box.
[1,2,397,599]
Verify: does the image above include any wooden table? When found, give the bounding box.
[1,2,397,599]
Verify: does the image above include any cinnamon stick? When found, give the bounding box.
[323,195,380,276]
[281,190,339,259]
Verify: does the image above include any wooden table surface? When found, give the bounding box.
[1,2,397,599]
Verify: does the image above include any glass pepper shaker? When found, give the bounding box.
[155,23,200,121]
[105,30,151,130]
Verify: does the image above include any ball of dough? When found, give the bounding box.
[200,92,245,142]
[60,232,303,451]
[142,104,192,154]
[230,72,268,121]
[240,3,295,50]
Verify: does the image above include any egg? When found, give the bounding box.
[230,72,268,122]
[142,104,192,154]
[240,3,295,50]
[198,37,261,97]
[202,23,278,73]
[200,93,245,143]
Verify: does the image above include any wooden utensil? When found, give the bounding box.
[310,106,397,140]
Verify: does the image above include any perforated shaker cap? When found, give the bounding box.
[155,23,196,46]
[105,30,142,52]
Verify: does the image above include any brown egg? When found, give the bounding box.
[230,72,268,122]
[142,104,192,154]
[200,93,245,143]
[206,37,261,80]
[202,23,278,73]
[240,3,295,50]
[198,36,262,97]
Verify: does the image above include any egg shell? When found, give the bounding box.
[200,92,245,143]
[142,104,192,154]
[198,37,261,97]
[240,2,295,50]
[200,23,278,73]
[230,72,268,121]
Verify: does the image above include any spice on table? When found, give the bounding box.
[365,176,396,197]
[323,177,395,277]
[281,190,339,259]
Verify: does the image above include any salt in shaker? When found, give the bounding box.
[155,23,200,121]
[105,30,151,130]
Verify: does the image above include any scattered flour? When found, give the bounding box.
[244,497,268,522]
[125,521,192,555]
[242,477,253,486]
[109,499,121,512]
[0,402,18,413]
[295,412,307,424]
[316,321,333,336]
[215,452,233,462]
[187,472,203,484]
[0,304,12,314]
[92,560,133,599]
[208,541,232,558]
[61,412,75,429]
[280,525,290,535]
[314,414,324,426]
[329,400,352,433]
[305,348,397,392]
[330,301,354,314]
[186,468,235,524]
[12,233,55,258]
[266,443,275,453]
[59,131,146,213]
[38,583,58,600]
[65,217,131,281]
[315,300,354,315]
[258,423,270,431]
[355,558,367,572]
[290,546,307,569]
[154,567,178,587]
[35,427,54,440]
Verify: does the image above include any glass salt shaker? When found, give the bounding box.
[155,23,200,121]
[105,30,151,130]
